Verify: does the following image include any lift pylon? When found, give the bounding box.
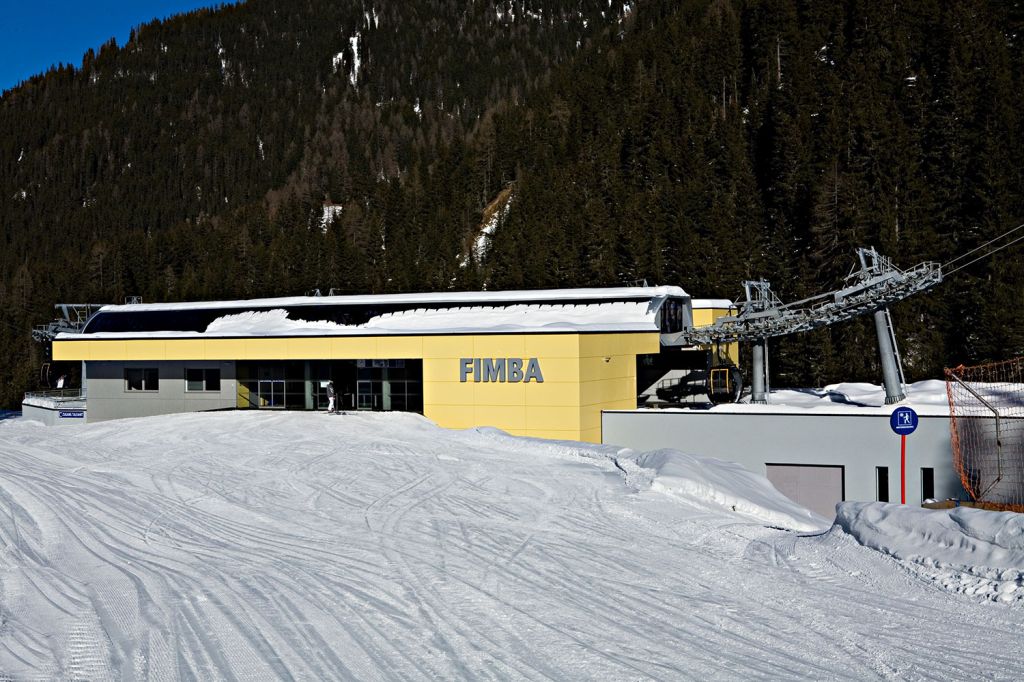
[671,247,943,404]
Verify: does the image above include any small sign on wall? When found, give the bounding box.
[58,410,85,419]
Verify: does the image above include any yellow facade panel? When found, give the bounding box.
[579,354,635,381]
[692,309,716,327]
[474,405,527,431]
[473,381,527,406]
[525,380,581,407]
[52,341,86,361]
[578,334,617,359]
[473,335,526,358]
[328,337,380,359]
[526,405,580,431]
[424,404,479,430]
[285,337,332,358]
[528,357,579,383]
[581,406,603,433]
[87,341,128,361]
[424,381,474,406]
[523,334,579,358]
[625,332,661,355]
[423,358,459,383]
[158,339,197,360]
[523,428,585,442]
[378,336,424,358]
[242,338,286,359]
[578,427,602,444]
[119,339,165,360]
[422,335,475,359]
[201,338,247,360]
[580,377,636,407]
[579,332,658,358]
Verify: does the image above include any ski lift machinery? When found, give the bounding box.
[672,247,944,405]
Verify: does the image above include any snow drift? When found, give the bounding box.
[204,302,656,336]
[464,429,828,532]
[621,449,830,532]
[836,502,1024,603]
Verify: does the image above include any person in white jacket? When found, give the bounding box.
[327,380,337,414]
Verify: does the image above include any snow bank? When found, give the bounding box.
[465,429,827,531]
[204,302,657,335]
[619,449,829,532]
[362,301,653,332]
[696,379,952,416]
[836,502,1024,603]
[205,308,342,334]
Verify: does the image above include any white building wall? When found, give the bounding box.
[602,409,964,512]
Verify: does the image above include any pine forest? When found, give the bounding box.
[2,0,1023,408]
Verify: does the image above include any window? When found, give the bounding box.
[921,467,935,501]
[186,368,221,392]
[125,368,159,391]
[876,467,889,503]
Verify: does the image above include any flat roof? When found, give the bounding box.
[56,286,707,340]
[90,286,689,315]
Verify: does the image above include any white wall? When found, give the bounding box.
[602,409,963,509]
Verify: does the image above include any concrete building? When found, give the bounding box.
[49,287,734,442]
[602,404,962,517]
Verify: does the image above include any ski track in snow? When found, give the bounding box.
[0,412,1021,680]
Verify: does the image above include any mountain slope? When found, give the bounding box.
[2,0,1024,407]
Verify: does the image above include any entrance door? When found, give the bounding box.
[257,366,286,409]
[356,380,381,410]
[257,379,284,408]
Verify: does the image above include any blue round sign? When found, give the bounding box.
[890,406,919,435]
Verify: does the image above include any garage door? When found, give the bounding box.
[765,464,844,520]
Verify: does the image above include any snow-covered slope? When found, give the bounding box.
[618,449,828,531]
[0,412,1021,679]
[836,501,1024,603]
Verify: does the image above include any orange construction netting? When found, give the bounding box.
[946,358,1024,511]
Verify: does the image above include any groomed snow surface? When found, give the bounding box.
[1,412,1022,679]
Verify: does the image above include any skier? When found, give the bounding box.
[327,380,337,414]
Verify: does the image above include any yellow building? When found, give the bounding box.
[52,287,735,442]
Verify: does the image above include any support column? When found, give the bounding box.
[874,308,906,404]
[751,339,769,404]
[303,361,314,410]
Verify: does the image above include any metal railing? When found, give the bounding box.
[23,389,85,402]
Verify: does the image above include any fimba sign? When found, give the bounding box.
[460,358,544,383]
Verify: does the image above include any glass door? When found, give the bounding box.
[257,366,286,409]
[356,379,381,410]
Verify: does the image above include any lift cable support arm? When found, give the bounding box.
[31,304,107,343]
[673,247,943,346]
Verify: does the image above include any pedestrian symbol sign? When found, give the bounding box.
[889,406,918,436]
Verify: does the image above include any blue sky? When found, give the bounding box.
[0,1,223,93]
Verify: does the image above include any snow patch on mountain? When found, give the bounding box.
[349,34,361,86]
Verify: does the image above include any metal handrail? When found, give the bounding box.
[23,389,84,401]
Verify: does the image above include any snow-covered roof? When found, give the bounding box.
[90,286,688,315]
[58,287,693,339]
[690,299,734,309]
